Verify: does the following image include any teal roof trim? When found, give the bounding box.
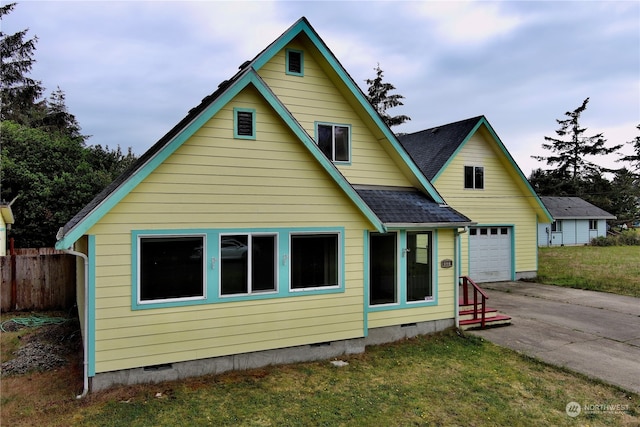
[252,18,444,204]
[55,69,386,250]
[478,118,552,222]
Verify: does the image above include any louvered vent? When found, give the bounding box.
[288,51,302,74]
[236,111,253,136]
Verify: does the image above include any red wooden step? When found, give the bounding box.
[459,314,512,330]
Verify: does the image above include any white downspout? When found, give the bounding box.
[454,227,468,330]
[62,247,89,399]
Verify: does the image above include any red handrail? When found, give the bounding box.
[460,276,488,328]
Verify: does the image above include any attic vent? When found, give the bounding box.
[239,60,251,70]
[431,128,439,134]
[234,108,256,139]
[218,79,229,88]
[286,49,304,76]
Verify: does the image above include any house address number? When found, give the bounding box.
[440,259,453,269]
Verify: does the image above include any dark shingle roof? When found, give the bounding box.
[540,197,616,220]
[397,116,483,180]
[355,187,472,225]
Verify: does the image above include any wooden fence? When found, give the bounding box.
[1,245,76,312]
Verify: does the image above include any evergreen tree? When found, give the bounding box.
[532,98,622,181]
[365,64,410,128]
[618,124,640,175]
[0,2,44,124]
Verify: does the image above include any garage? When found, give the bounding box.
[469,226,512,282]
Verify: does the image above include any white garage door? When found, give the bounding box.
[469,227,512,282]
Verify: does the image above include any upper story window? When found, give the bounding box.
[286,49,304,76]
[464,166,484,189]
[316,123,350,163]
[234,108,256,139]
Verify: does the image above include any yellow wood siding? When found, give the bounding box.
[434,128,538,274]
[367,229,456,329]
[257,38,413,188]
[87,86,375,373]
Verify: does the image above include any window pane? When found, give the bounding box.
[252,235,276,291]
[464,166,474,188]
[370,233,397,305]
[317,125,333,159]
[334,126,349,161]
[406,232,432,301]
[221,235,248,295]
[291,234,338,289]
[140,236,204,301]
[475,167,484,189]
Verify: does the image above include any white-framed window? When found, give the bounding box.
[286,48,304,76]
[290,232,340,290]
[316,123,350,163]
[464,166,484,189]
[589,220,598,230]
[234,107,256,139]
[551,220,562,232]
[138,234,206,303]
[220,234,277,296]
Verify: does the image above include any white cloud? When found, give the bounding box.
[405,1,525,46]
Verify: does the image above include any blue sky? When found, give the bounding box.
[3,1,639,176]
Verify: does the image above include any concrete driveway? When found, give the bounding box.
[468,281,640,394]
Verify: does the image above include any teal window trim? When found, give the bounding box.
[234,107,256,140]
[365,229,438,314]
[314,121,352,164]
[131,227,345,310]
[285,48,304,76]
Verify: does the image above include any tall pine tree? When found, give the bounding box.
[365,64,410,129]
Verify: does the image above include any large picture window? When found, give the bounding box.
[139,235,205,302]
[220,234,277,295]
[316,123,350,162]
[291,233,339,289]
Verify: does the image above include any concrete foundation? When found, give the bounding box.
[515,270,537,281]
[90,317,454,392]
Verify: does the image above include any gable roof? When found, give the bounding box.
[55,17,460,250]
[398,116,552,222]
[540,197,616,220]
[398,116,482,181]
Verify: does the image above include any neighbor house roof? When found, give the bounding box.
[540,197,616,220]
[55,17,462,250]
[354,186,473,227]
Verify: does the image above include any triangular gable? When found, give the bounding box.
[56,68,387,249]
[400,116,552,222]
[251,17,445,204]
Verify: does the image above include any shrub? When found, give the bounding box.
[591,230,640,246]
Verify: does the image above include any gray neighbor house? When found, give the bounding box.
[538,196,616,246]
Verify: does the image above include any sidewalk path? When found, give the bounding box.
[468,281,640,394]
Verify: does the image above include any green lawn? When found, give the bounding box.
[2,329,638,426]
[537,245,640,297]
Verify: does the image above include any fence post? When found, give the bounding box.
[10,238,16,310]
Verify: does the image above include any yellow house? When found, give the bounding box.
[399,116,552,282]
[55,18,472,393]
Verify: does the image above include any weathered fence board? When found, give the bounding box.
[1,248,76,312]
